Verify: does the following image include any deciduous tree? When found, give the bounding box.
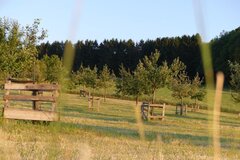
[0,18,47,80]
[143,50,171,103]
[98,65,115,101]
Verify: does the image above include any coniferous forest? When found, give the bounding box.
[37,27,240,85]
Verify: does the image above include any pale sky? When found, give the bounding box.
[0,0,239,43]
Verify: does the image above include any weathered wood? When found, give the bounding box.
[162,104,165,117]
[80,90,88,97]
[3,79,59,122]
[149,104,165,108]
[4,80,10,108]
[88,97,101,111]
[4,95,56,102]
[4,83,58,91]
[8,78,33,83]
[176,104,187,115]
[3,107,59,121]
[141,102,166,121]
[51,90,58,111]
[148,115,165,119]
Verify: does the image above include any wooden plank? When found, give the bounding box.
[4,83,58,91]
[149,104,164,108]
[8,78,33,83]
[143,108,148,112]
[148,115,164,119]
[3,108,59,121]
[4,95,56,102]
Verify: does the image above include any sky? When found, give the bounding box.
[0,0,239,43]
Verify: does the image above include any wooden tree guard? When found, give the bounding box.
[141,102,166,120]
[80,89,88,97]
[188,103,200,112]
[2,79,59,121]
[176,104,187,115]
[88,97,101,111]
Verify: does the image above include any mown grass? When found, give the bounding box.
[70,86,240,113]
[0,92,239,159]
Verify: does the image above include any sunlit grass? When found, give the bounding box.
[0,93,239,159]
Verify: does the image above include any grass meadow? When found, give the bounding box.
[0,89,239,159]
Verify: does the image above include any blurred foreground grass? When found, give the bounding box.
[0,93,239,159]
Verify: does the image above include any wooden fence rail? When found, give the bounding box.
[2,79,59,121]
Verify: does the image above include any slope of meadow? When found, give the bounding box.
[0,93,239,159]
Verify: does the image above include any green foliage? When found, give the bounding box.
[116,64,132,96]
[229,61,240,102]
[0,17,47,80]
[38,34,203,80]
[170,57,186,78]
[41,55,63,83]
[171,71,191,105]
[190,73,205,102]
[169,59,205,105]
[83,66,98,90]
[117,63,148,104]
[142,50,171,102]
[211,27,240,81]
[98,65,115,101]
[98,65,114,88]
[74,65,98,94]
[72,64,85,87]
[33,59,46,82]
[169,58,191,105]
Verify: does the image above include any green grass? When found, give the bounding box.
[70,86,240,113]
[0,92,239,159]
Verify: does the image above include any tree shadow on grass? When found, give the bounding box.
[57,121,239,149]
[61,105,136,123]
[165,113,209,122]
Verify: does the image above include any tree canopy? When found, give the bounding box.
[0,17,47,80]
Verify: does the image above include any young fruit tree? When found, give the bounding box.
[98,65,115,101]
[117,62,148,106]
[41,55,64,83]
[171,71,191,106]
[189,73,206,108]
[73,64,87,89]
[82,66,98,97]
[142,50,171,103]
[170,58,191,106]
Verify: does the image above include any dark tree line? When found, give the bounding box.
[37,35,203,78]
[37,27,240,85]
[211,27,240,84]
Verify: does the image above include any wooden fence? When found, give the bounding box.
[2,79,59,121]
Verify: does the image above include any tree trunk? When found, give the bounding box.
[92,95,94,108]
[136,96,139,106]
[181,97,183,106]
[92,88,95,107]
[180,97,183,115]
[152,89,156,104]
[104,88,106,102]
